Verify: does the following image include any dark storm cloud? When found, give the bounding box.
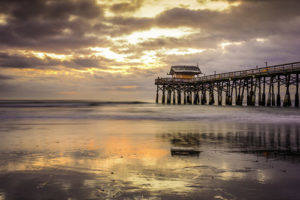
[0,52,110,69]
[0,25,108,53]
[0,0,105,51]
[0,52,59,69]
[0,0,102,21]
[108,16,154,36]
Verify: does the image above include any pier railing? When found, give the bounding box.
[156,62,300,84]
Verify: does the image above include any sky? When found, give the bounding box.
[0,0,300,101]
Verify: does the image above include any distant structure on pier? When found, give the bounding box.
[155,62,300,107]
[169,65,202,79]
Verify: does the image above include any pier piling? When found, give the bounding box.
[156,85,159,104]
[167,89,171,104]
[172,89,176,104]
[258,77,262,106]
[162,85,166,104]
[283,75,292,107]
[177,90,181,104]
[209,84,215,105]
[218,83,223,105]
[271,77,276,106]
[267,77,272,106]
[262,77,266,106]
[277,75,281,107]
[296,74,299,107]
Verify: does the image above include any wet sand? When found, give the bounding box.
[0,103,300,199]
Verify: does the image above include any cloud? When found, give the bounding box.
[0,52,59,69]
[107,16,154,36]
[0,74,14,80]
[110,0,145,13]
[0,0,105,52]
[0,0,103,21]
[156,0,300,42]
[0,52,112,70]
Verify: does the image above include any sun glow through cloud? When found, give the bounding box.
[114,28,196,44]
[90,47,128,62]
[256,38,267,42]
[31,52,72,60]
[163,48,205,55]
[220,41,243,49]
[132,0,241,17]
[0,14,8,25]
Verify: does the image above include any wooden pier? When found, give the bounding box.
[155,62,300,107]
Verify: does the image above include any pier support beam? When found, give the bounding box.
[194,90,199,104]
[177,89,181,105]
[162,85,166,104]
[226,81,231,105]
[267,77,272,106]
[167,89,171,104]
[247,79,250,106]
[209,84,215,105]
[236,80,241,106]
[277,75,281,107]
[271,78,275,106]
[184,90,187,104]
[188,91,192,104]
[296,74,299,107]
[249,78,255,106]
[234,81,238,105]
[218,82,223,105]
[229,80,233,105]
[262,77,266,106]
[240,80,245,106]
[283,75,292,107]
[249,78,253,106]
[186,91,190,104]
[252,78,257,106]
[172,89,176,104]
[156,85,159,104]
[258,77,262,106]
[201,87,207,105]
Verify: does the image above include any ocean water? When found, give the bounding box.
[0,101,300,200]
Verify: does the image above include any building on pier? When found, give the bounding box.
[155,62,300,107]
[169,65,202,79]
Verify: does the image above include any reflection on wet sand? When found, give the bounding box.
[1,121,300,199]
[170,148,201,157]
[161,124,300,161]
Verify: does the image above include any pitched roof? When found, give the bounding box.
[169,65,202,75]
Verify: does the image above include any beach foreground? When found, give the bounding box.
[0,101,300,200]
